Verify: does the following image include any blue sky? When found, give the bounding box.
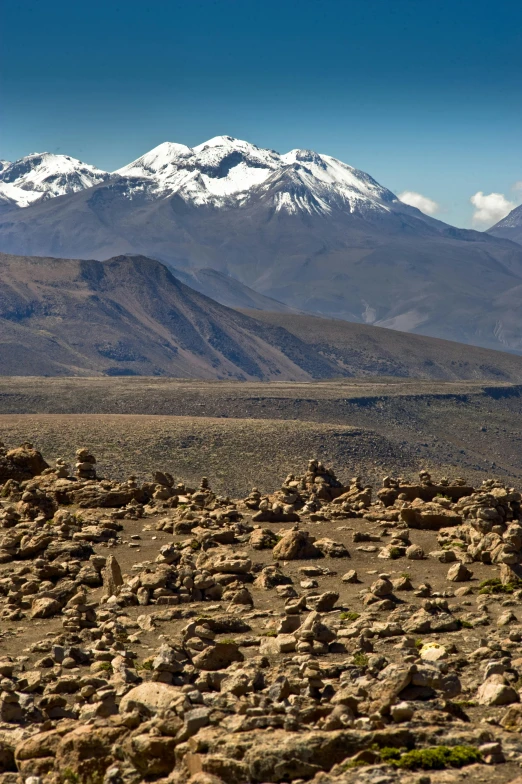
[2,0,521,227]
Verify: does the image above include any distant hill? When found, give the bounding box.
[238,310,522,381]
[172,267,296,312]
[0,252,336,380]
[3,251,522,381]
[3,136,522,353]
[488,203,522,246]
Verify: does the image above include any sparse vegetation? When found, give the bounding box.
[340,611,360,621]
[62,769,80,783]
[379,745,482,770]
[478,577,521,595]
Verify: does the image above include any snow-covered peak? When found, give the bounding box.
[281,150,394,202]
[114,136,282,203]
[0,160,10,174]
[114,142,194,179]
[491,203,522,229]
[194,135,257,152]
[0,152,109,207]
[1,136,402,217]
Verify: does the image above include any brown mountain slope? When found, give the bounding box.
[0,252,337,380]
[3,170,522,352]
[172,267,298,312]
[238,310,522,381]
[3,251,522,381]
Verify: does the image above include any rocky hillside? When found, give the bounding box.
[0,442,521,783]
[240,310,522,380]
[0,252,336,380]
[4,252,522,380]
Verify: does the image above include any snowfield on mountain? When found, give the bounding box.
[2,136,522,354]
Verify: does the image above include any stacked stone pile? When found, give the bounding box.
[0,444,521,782]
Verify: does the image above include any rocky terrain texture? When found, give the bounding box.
[238,311,522,380]
[2,137,522,353]
[2,378,522,493]
[1,443,522,783]
[4,252,522,379]
[0,252,338,380]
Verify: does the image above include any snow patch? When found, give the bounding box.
[3,136,401,219]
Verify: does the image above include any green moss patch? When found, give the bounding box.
[380,745,482,770]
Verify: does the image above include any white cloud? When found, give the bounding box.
[513,181,522,193]
[470,191,516,227]
[398,190,440,215]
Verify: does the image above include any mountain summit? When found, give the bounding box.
[0,152,109,207]
[1,136,401,216]
[488,203,522,246]
[2,137,522,353]
[112,135,398,216]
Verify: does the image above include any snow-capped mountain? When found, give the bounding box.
[2,135,522,355]
[113,135,397,216]
[0,136,412,217]
[0,153,109,207]
[488,203,522,246]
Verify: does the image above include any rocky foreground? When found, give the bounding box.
[1,444,522,783]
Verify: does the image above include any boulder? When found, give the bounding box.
[273,530,321,560]
[102,555,123,596]
[0,443,48,483]
[314,538,350,558]
[55,725,126,783]
[123,733,177,776]
[477,675,519,706]
[15,730,62,778]
[119,682,182,716]
[30,597,62,619]
[401,501,462,530]
[447,562,473,582]
[192,642,244,671]
[249,528,278,550]
[370,576,393,596]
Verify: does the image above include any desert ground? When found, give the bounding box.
[0,378,521,783]
[0,377,522,493]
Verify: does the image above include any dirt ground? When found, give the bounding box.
[0,376,522,495]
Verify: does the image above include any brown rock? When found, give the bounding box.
[0,443,48,483]
[102,555,123,596]
[370,575,393,596]
[249,528,278,550]
[15,729,62,778]
[406,544,424,560]
[119,682,183,716]
[447,562,473,582]
[307,591,339,612]
[477,675,519,706]
[123,733,177,776]
[192,642,244,671]
[401,501,462,530]
[272,529,321,560]
[30,597,62,619]
[55,725,126,783]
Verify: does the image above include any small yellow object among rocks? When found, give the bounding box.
[420,642,447,661]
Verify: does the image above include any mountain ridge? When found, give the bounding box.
[3,137,522,353]
[489,203,522,246]
[2,251,522,382]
